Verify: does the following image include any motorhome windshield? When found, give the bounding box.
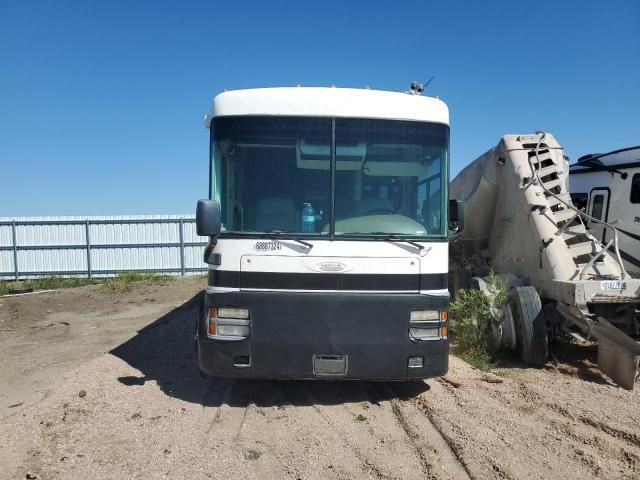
[210,116,449,237]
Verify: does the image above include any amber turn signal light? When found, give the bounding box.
[207,307,217,336]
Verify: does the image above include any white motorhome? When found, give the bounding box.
[195,86,460,380]
[569,146,640,274]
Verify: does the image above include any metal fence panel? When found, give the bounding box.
[0,215,208,279]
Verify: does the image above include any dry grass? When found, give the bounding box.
[104,272,174,293]
[1,272,174,296]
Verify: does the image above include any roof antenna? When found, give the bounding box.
[424,76,434,89]
[407,77,433,95]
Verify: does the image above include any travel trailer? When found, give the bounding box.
[569,146,640,274]
[195,85,460,380]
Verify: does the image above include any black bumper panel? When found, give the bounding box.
[197,290,449,380]
[208,270,448,291]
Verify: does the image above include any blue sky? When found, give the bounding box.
[1,0,638,216]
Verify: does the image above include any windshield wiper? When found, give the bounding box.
[369,232,425,250]
[262,230,313,249]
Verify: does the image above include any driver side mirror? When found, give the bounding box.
[196,199,221,237]
[448,199,464,234]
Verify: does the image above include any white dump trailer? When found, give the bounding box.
[450,133,640,389]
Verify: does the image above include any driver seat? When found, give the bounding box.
[354,197,393,216]
[255,196,298,232]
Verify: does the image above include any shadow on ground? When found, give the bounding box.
[546,341,615,386]
[111,292,430,408]
[494,339,614,386]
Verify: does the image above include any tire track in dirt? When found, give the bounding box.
[389,399,436,479]
[199,379,235,434]
[215,380,259,441]
[283,380,472,480]
[309,402,395,480]
[421,357,640,480]
[277,379,473,480]
[496,379,640,476]
[577,416,640,448]
[540,397,640,472]
[199,380,305,479]
[275,380,395,480]
[410,393,484,480]
[387,382,472,480]
[301,385,394,480]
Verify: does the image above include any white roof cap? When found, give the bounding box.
[571,146,640,172]
[205,87,449,127]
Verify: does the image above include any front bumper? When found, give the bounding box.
[196,290,449,380]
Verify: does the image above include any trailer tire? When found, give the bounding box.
[510,286,548,367]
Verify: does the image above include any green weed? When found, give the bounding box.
[449,272,508,371]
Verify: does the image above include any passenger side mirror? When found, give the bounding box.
[196,199,221,237]
[448,199,464,234]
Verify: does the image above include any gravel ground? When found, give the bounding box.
[1,280,639,480]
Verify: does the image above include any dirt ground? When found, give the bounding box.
[1,279,639,480]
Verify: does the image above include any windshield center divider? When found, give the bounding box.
[330,117,336,239]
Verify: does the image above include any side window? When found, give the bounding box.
[417,161,442,233]
[631,173,640,204]
[591,194,604,220]
[570,192,588,211]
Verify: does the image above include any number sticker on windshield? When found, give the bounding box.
[254,241,282,252]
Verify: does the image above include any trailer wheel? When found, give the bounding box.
[510,286,548,367]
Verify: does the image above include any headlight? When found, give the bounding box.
[409,325,441,340]
[217,324,250,337]
[217,307,250,319]
[207,305,251,339]
[409,309,447,341]
[410,310,439,322]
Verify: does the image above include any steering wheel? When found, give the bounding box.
[363,208,394,215]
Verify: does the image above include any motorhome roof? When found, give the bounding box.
[205,87,449,127]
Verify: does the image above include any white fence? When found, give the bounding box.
[0,215,208,280]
